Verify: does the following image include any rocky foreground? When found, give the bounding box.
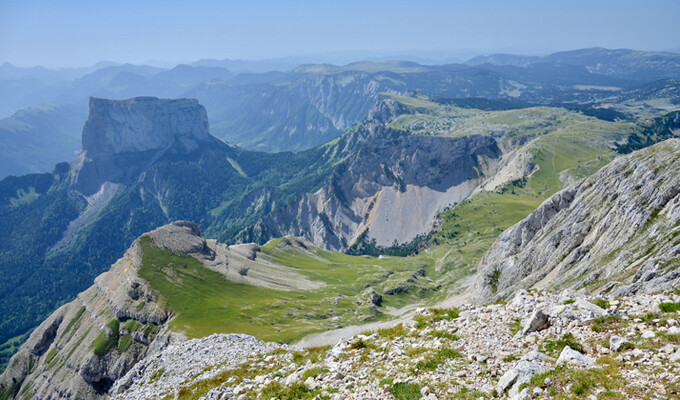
[109,291,679,400]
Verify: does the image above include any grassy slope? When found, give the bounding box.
[138,237,435,342]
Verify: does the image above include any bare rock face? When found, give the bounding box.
[471,139,680,304]
[82,97,210,156]
[145,220,214,260]
[72,97,217,195]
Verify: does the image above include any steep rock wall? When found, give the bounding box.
[471,139,680,303]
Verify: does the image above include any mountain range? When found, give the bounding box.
[2,47,680,180]
[0,48,680,398]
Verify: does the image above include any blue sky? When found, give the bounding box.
[1,0,679,67]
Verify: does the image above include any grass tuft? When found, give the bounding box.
[591,315,623,333]
[92,319,120,357]
[509,318,522,335]
[659,302,680,313]
[300,366,329,380]
[542,333,584,357]
[592,298,610,309]
[391,382,421,400]
[377,324,409,340]
[413,348,462,372]
[259,382,317,400]
[428,330,460,341]
[117,335,133,353]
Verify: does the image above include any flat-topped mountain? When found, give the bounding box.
[73,97,222,195]
[82,97,211,156]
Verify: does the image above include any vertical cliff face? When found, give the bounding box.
[82,97,210,156]
[73,97,218,195]
[471,139,680,303]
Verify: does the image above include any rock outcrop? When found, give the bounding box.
[82,97,210,156]
[0,223,180,399]
[471,139,680,303]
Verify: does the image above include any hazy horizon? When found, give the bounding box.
[1,0,679,69]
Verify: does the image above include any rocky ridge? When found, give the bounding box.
[471,138,680,303]
[0,221,320,400]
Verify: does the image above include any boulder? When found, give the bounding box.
[522,310,550,335]
[557,346,594,367]
[499,351,554,397]
[575,299,608,318]
[609,336,628,352]
[496,369,519,394]
[670,349,680,362]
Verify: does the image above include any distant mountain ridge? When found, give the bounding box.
[0,103,86,177]
[466,47,680,81]
[2,47,680,179]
